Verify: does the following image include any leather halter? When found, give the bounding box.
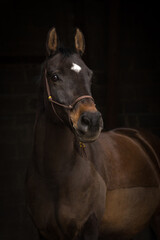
[45,69,94,123]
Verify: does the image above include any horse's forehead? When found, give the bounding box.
[64,54,86,70]
[48,53,87,72]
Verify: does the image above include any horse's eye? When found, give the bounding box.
[47,71,60,82]
[51,74,59,82]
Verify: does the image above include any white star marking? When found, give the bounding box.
[71,63,81,73]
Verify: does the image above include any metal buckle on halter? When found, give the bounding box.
[48,96,52,101]
[79,142,86,148]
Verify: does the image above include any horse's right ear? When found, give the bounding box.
[75,28,85,55]
[46,27,58,56]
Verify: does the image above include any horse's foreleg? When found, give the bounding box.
[78,213,99,240]
[151,213,160,240]
[39,233,47,240]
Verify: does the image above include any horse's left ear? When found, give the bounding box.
[46,27,58,56]
[75,28,85,55]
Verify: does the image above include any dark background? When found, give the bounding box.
[0,0,160,239]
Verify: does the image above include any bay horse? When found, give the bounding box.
[26,27,160,240]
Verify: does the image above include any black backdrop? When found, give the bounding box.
[0,1,160,239]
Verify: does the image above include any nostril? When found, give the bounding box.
[81,115,90,126]
[77,114,90,135]
[77,111,103,137]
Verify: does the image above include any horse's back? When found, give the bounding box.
[98,128,160,189]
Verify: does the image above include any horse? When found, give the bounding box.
[26,27,160,240]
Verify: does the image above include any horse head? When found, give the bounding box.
[44,27,103,143]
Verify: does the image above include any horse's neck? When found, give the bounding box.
[34,113,77,177]
[45,118,74,156]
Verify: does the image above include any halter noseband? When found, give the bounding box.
[45,69,94,123]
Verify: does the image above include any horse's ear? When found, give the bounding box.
[46,27,58,56]
[75,28,85,55]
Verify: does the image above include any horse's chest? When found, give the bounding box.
[58,182,104,227]
[28,161,106,239]
[57,201,87,238]
[52,172,106,238]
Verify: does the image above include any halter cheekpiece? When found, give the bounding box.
[45,69,94,123]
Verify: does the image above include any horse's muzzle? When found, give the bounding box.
[75,111,103,142]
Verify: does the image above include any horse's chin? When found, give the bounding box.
[75,128,102,143]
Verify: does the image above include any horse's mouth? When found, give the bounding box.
[74,126,103,143]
